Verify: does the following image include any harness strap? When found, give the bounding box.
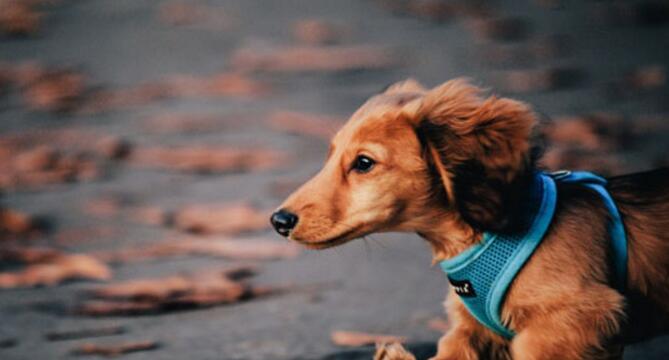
[552,171,628,292]
[439,171,628,339]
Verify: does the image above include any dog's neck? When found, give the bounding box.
[414,210,483,263]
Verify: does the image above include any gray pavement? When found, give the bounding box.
[0,0,668,359]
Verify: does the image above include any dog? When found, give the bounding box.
[270,78,669,359]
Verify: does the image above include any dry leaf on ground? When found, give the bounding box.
[0,207,48,239]
[292,19,345,45]
[269,110,344,140]
[495,67,585,93]
[77,267,268,316]
[71,340,159,357]
[231,45,399,73]
[141,113,233,134]
[158,0,234,30]
[0,0,41,36]
[467,16,531,42]
[172,202,269,234]
[130,146,285,174]
[79,73,268,114]
[0,248,111,288]
[331,331,407,347]
[0,137,102,191]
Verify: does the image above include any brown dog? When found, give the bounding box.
[270,79,669,359]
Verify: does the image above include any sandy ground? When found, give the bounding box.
[0,0,668,359]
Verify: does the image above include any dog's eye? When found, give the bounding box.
[352,155,375,173]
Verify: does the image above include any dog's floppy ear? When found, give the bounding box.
[415,78,536,232]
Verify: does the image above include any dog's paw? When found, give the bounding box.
[374,342,416,360]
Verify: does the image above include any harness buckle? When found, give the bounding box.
[548,170,572,180]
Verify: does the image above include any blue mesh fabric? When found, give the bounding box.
[439,171,628,339]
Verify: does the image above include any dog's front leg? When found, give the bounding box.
[430,292,509,360]
[510,285,625,360]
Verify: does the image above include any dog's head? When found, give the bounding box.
[271,78,538,259]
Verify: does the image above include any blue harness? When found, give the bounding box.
[439,171,628,339]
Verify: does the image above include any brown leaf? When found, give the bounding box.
[157,0,234,30]
[495,67,585,93]
[141,112,236,134]
[95,136,133,160]
[77,267,266,316]
[607,64,667,99]
[53,225,121,246]
[20,68,87,112]
[467,16,531,42]
[0,0,41,36]
[0,207,47,238]
[130,146,286,174]
[127,206,172,227]
[0,250,111,288]
[269,110,344,140]
[71,340,159,357]
[0,134,103,191]
[331,331,407,348]
[78,73,268,114]
[172,202,269,234]
[231,45,399,73]
[292,19,344,45]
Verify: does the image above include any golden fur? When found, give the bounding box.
[276,78,669,359]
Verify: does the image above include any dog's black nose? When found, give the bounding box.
[270,209,298,236]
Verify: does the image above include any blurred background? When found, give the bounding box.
[0,0,667,359]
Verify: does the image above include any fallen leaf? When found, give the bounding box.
[53,225,122,246]
[71,340,159,357]
[141,112,236,134]
[231,45,399,73]
[331,331,407,348]
[292,19,345,45]
[127,206,172,227]
[95,136,133,160]
[0,248,111,288]
[0,136,103,191]
[467,16,531,42]
[607,64,666,99]
[78,73,268,114]
[130,146,285,174]
[20,68,87,112]
[172,202,269,234]
[0,0,41,36]
[495,67,585,93]
[158,0,233,30]
[0,207,48,239]
[269,110,344,140]
[77,267,270,316]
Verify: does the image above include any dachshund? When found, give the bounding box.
[270,78,669,359]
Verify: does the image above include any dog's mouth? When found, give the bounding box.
[291,226,363,250]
